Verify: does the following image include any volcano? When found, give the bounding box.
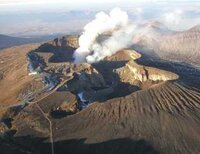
[0,28,200,154]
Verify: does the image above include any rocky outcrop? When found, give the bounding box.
[51,35,79,49]
[107,49,179,89]
[116,60,178,84]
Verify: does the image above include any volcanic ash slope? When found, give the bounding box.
[8,49,200,154]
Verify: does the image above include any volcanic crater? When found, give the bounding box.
[0,35,200,154]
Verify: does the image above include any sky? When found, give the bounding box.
[0,0,159,5]
[0,0,200,36]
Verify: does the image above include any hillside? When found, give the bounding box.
[0,35,200,154]
[0,43,44,106]
[0,34,59,49]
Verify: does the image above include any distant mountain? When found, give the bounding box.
[0,34,66,49]
[133,22,200,66]
[0,34,42,49]
[188,25,200,32]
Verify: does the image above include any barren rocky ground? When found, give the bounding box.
[0,35,200,154]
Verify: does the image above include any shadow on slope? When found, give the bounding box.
[3,135,159,154]
[34,43,76,63]
[133,46,200,89]
[31,35,79,63]
[92,60,127,84]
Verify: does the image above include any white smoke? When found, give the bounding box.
[163,9,183,26]
[73,8,136,63]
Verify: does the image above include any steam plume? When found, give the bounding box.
[73,8,135,63]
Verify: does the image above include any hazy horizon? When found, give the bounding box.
[0,0,200,37]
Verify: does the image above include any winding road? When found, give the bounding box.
[35,102,54,154]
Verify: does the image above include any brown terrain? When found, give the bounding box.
[0,43,44,106]
[0,34,200,154]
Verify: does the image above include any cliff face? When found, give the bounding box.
[30,35,79,64]
[114,50,178,89]
[65,63,106,93]
[117,60,178,82]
